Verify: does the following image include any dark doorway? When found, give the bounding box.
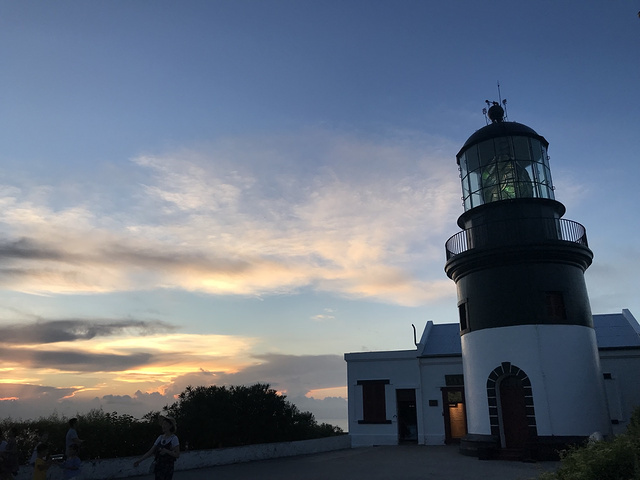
[442,387,467,444]
[499,375,529,448]
[396,389,418,443]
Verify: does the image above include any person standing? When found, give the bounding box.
[133,416,180,480]
[65,419,83,453]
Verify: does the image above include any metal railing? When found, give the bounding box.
[445,218,588,260]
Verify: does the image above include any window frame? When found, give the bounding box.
[357,379,391,424]
[545,291,567,320]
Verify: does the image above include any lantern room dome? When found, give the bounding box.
[457,121,548,161]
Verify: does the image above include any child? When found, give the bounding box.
[61,444,81,479]
[29,430,49,466]
[33,444,50,480]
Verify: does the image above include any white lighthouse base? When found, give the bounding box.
[460,324,611,459]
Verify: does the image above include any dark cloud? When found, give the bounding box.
[0,238,66,261]
[99,245,250,273]
[165,353,346,398]
[288,395,348,427]
[227,353,346,395]
[0,347,154,372]
[0,319,175,345]
[102,394,134,405]
[102,391,166,408]
[0,383,79,402]
[0,236,249,274]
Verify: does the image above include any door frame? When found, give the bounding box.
[441,386,467,444]
[396,388,418,443]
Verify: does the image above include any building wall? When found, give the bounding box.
[600,349,640,435]
[345,352,419,447]
[418,357,464,445]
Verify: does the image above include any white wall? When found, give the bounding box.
[345,351,419,447]
[418,357,464,445]
[600,349,640,435]
[346,351,465,447]
[462,324,611,438]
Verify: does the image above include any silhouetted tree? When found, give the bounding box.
[161,383,343,450]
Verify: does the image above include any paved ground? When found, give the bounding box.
[134,445,559,480]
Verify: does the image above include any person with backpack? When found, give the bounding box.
[133,416,180,480]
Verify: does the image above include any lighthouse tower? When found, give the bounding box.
[444,102,611,458]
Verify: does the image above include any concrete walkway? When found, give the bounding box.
[134,445,559,480]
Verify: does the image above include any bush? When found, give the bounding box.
[74,410,159,459]
[161,383,343,450]
[1,410,159,463]
[539,407,640,480]
[0,383,343,462]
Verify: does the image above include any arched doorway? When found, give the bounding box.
[498,375,529,448]
[486,362,537,451]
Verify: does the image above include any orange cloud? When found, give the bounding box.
[306,386,347,400]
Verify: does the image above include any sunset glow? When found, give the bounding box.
[0,2,637,430]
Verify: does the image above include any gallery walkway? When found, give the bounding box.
[134,444,559,480]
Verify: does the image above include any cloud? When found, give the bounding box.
[0,318,258,383]
[0,129,459,306]
[163,353,346,399]
[0,383,79,402]
[0,319,175,345]
[287,395,348,427]
[311,309,335,322]
[0,347,154,373]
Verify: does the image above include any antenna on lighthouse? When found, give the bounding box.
[483,82,508,124]
[497,81,509,120]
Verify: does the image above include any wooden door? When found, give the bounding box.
[499,376,529,448]
[396,389,418,442]
[442,387,467,444]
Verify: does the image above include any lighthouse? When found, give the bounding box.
[444,101,611,458]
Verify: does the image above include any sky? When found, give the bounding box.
[0,1,639,431]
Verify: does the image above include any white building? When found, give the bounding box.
[345,309,640,453]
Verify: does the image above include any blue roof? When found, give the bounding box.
[417,310,640,357]
[593,309,640,349]
[418,322,462,357]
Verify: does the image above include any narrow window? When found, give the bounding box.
[358,380,390,424]
[459,302,468,331]
[545,292,567,319]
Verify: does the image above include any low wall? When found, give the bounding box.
[18,435,351,480]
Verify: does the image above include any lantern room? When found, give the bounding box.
[456,104,555,211]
